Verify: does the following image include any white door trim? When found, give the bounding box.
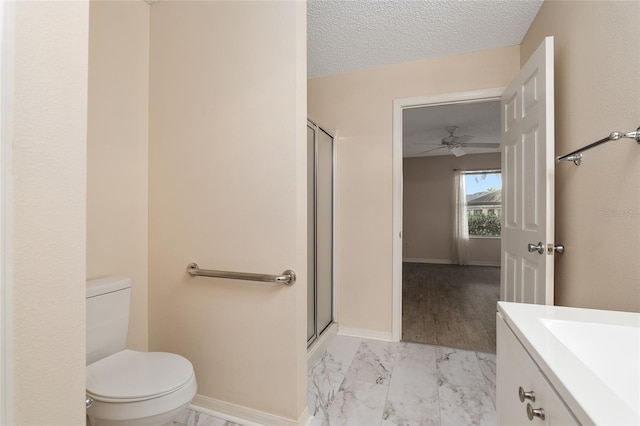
[0,0,15,422]
[391,87,506,342]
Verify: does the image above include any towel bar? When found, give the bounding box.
[557,126,640,166]
[186,263,296,286]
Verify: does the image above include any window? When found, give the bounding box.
[464,171,502,237]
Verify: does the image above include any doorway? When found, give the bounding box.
[391,88,504,346]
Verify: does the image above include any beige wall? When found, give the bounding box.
[308,46,519,334]
[148,1,308,423]
[403,153,501,265]
[9,1,88,424]
[87,0,150,351]
[521,1,640,312]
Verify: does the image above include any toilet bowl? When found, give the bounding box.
[86,277,197,426]
[86,349,197,426]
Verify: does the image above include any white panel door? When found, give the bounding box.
[501,36,555,304]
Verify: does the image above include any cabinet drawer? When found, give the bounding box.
[497,313,579,425]
[498,313,543,424]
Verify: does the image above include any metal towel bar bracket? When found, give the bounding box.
[187,263,296,286]
[557,126,640,166]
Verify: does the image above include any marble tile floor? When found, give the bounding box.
[173,408,243,426]
[308,336,496,426]
[175,335,497,426]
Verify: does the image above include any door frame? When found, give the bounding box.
[391,87,506,342]
[0,0,14,422]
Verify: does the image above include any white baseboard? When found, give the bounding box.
[191,395,310,426]
[402,257,452,264]
[467,260,500,267]
[402,257,500,267]
[337,326,394,342]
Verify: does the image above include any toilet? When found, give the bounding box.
[86,277,197,426]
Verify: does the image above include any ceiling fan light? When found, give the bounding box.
[450,146,466,157]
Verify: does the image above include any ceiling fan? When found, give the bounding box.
[414,126,500,157]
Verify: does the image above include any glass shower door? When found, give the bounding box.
[307,121,334,346]
[316,129,333,335]
[307,125,316,343]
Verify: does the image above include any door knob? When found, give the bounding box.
[527,242,544,254]
[518,386,535,402]
[526,403,545,421]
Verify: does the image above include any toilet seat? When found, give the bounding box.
[86,349,194,402]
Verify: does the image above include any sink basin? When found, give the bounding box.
[540,318,640,416]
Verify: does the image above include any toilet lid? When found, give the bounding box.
[86,349,194,401]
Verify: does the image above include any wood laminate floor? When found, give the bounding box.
[402,263,500,353]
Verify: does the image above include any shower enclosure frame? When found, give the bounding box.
[307,119,335,348]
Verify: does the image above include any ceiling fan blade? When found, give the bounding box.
[454,135,473,144]
[458,142,500,148]
[414,146,447,155]
[449,146,466,157]
[411,139,445,146]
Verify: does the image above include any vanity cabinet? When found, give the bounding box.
[497,313,579,425]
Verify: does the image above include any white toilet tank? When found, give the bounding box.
[86,277,132,366]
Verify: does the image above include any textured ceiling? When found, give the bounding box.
[308,0,543,79]
[308,0,542,158]
[403,100,500,157]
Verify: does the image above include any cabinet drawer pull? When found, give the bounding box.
[527,403,545,421]
[519,386,536,402]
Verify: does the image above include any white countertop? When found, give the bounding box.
[498,301,640,426]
